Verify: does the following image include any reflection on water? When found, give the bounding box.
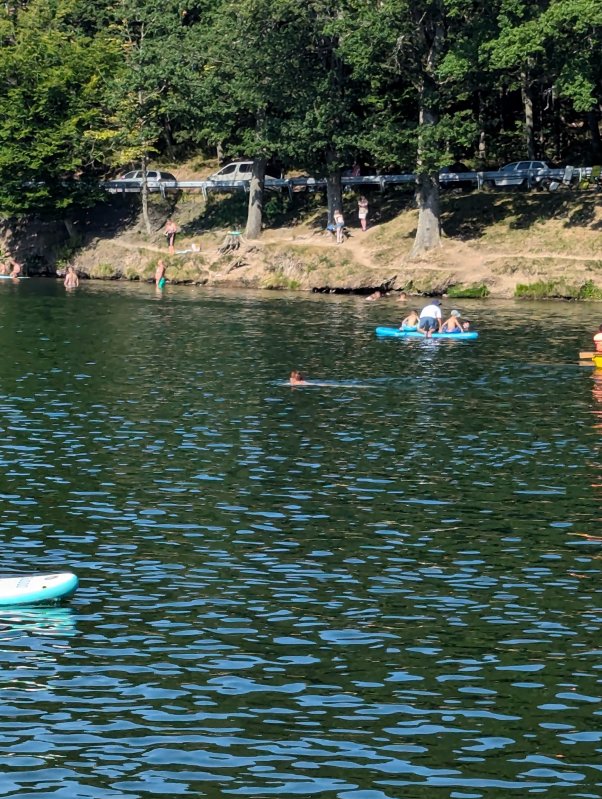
[0,283,600,798]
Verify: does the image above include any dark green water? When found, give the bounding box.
[0,280,600,799]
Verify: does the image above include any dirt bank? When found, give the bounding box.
[5,189,602,299]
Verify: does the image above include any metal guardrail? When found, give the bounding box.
[103,167,593,196]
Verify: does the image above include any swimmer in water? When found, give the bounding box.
[290,370,308,386]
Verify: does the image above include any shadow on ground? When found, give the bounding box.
[442,190,601,240]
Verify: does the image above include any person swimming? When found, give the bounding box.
[290,370,308,385]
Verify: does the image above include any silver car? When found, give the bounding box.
[494,160,551,187]
[208,162,279,182]
[112,170,177,187]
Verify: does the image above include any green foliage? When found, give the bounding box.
[0,0,121,216]
[577,280,602,300]
[513,280,602,299]
[447,283,490,298]
[0,0,601,253]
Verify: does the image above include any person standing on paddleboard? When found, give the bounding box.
[417,300,443,338]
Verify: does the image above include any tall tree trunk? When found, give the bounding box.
[140,154,151,235]
[411,98,441,257]
[521,69,535,159]
[217,142,225,164]
[163,118,176,161]
[245,157,266,239]
[326,172,343,225]
[587,110,602,162]
[411,172,440,257]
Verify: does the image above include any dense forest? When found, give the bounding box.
[0,0,601,254]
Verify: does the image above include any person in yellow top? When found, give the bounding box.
[594,324,602,352]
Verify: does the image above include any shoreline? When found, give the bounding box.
[4,191,602,301]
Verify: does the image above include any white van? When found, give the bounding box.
[208,161,279,183]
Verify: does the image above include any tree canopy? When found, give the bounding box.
[0,0,600,251]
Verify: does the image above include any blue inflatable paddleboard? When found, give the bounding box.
[0,572,78,606]
[376,326,479,340]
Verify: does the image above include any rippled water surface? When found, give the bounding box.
[0,281,600,798]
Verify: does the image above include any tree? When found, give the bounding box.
[339,0,481,256]
[0,0,120,219]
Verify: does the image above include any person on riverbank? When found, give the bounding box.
[441,309,463,333]
[594,324,602,352]
[64,266,79,289]
[164,219,178,254]
[401,310,420,328]
[155,260,167,288]
[333,210,345,244]
[290,370,308,386]
[358,196,369,232]
[417,300,442,337]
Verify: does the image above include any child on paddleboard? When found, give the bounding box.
[441,309,463,333]
[400,310,420,329]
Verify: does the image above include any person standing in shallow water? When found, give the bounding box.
[64,266,79,289]
[155,260,167,289]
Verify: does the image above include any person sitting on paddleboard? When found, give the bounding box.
[594,324,602,352]
[290,370,308,386]
[417,300,442,337]
[400,310,420,329]
[441,309,463,334]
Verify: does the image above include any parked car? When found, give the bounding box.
[111,170,177,189]
[439,162,475,191]
[493,160,552,188]
[208,161,279,183]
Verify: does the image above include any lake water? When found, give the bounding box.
[0,280,600,799]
